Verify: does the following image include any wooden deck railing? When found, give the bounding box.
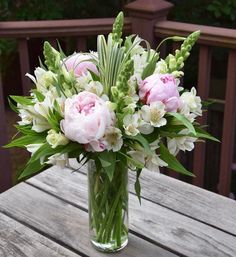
[1,0,235,197]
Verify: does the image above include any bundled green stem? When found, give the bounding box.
[88,160,128,251]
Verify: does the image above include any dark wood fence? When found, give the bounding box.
[0,0,235,196]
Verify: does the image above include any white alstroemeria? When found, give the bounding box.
[123,113,140,136]
[167,129,197,156]
[46,153,69,168]
[138,119,154,135]
[84,81,103,96]
[32,116,51,132]
[128,149,167,173]
[46,129,69,149]
[104,127,123,152]
[18,108,33,125]
[179,87,202,119]
[141,102,167,127]
[150,139,160,150]
[26,67,56,93]
[26,143,43,155]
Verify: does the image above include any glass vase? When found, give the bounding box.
[88,159,128,252]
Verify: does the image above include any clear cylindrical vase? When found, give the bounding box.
[88,160,128,252]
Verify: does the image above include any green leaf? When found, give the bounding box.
[4,135,45,148]
[98,151,116,181]
[167,112,196,135]
[195,127,220,142]
[31,89,45,102]
[134,169,142,204]
[125,134,152,155]
[159,143,194,177]
[8,97,19,113]
[118,151,144,169]
[141,53,159,79]
[30,142,66,163]
[88,69,100,81]
[18,159,46,181]
[10,95,33,106]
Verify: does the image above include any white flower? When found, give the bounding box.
[128,149,167,172]
[84,81,104,96]
[26,67,56,93]
[26,143,43,155]
[46,153,69,168]
[123,113,140,136]
[141,102,167,127]
[18,108,33,125]
[155,59,168,74]
[138,119,154,135]
[179,87,202,120]
[32,117,51,133]
[104,127,123,152]
[167,129,197,156]
[46,129,69,149]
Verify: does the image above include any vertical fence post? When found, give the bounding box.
[193,45,212,187]
[0,73,12,193]
[125,0,173,48]
[18,38,31,95]
[218,50,236,196]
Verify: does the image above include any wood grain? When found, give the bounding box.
[0,212,79,257]
[27,166,236,257]
[0,182,176,257]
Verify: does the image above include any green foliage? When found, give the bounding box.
[159,143,194,177]
[169,0,236,28]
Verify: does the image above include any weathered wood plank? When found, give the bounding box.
[0,212,80,257]
[27,166,236,257]
[129,168,236,236]
[34,163,236,236]
[0,182,177,257]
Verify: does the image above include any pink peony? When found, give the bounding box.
[139,74,180,112]
[61,92,113,152]
[64,53,98,77]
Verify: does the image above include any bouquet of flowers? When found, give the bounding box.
[5,12,217,252]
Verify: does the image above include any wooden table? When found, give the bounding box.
[0,165,236,257]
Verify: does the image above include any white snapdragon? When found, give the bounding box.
[46,129,69,149]
[104,127,123,152]
[167,129,197,156]
[141,102,167,127]
[123,113,140,136]
[128,149,167,173]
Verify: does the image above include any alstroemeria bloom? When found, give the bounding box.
[139,74,180,112]
[64,53,98,77]
[61,92,113,151]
